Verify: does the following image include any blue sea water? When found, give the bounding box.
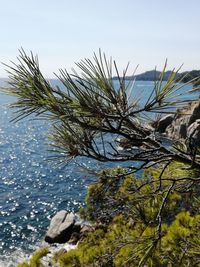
[0,80,197,266]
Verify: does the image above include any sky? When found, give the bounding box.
[0,0,200,77]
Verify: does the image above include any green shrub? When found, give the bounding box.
[58,162,200,266]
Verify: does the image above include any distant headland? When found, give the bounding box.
[113,70,200,85]
[1,69,200,86]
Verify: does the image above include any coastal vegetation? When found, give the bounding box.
[4,50,200,266]
[58,162,200,266]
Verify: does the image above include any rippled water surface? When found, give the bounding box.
[0,80,196,266]
[0,90,95,265]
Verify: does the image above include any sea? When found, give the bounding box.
[0,80,197,266]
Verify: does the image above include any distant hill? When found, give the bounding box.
[113,70,200,85]
[2,70,200,86]
[134,70,174,81]
[179,70,200,86]
[113,70,175,81]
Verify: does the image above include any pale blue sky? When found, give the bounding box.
[0,0,199,77]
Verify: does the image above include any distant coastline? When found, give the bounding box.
[1,69,200,84]
[113,70,200,84]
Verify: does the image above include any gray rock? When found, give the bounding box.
[45,210,75,244]
[156,114,174,133]
[187,119,200,151]
[188,102,200,125]
[80,224,94,234]
[68,232,80,245]
[166,120,188,139]
[164,100,200,140]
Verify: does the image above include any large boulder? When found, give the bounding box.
[165,116,189,139]
[162,99,200,140]
[154,114,174,133]
[45,210,75,244]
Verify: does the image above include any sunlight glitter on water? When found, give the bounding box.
[0,96,93,261]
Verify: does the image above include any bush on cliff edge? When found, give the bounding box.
[56,162,200,267]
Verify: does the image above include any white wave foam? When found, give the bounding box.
[0,242,77,267]
[0,249,29,267]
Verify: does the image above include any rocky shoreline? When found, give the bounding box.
[154,99,200,140]
[117,99,200,151]
[32,210,94,267]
